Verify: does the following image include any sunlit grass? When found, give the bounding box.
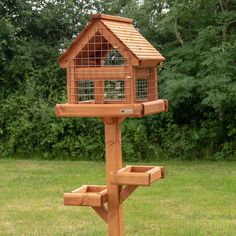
[0,159,235,235]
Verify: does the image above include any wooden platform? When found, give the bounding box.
[64,185,108,207]
[110,165,164,186]
[55,99,168,118]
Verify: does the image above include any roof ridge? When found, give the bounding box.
[90,14,133,24]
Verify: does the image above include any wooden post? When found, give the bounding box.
[103,117,125,236]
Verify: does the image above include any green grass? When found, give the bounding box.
[0,159,235,236]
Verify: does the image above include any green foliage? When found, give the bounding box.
[0,0,235,160]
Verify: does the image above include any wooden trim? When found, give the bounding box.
[55,103,143,117]
[75,66,126,80]
[94,80,104,103]
[147,167,162,184]
[148,67,157,101]
[69,59,77,103]
[66,67,71,103]
[59,21,99,67]
[120,186,137,204]
[55,100,168,117]
[71,185,87,193]
[64,185,108,207]
[111,171,150,186]
[104,117,124,235]
[90,14,133,23]
[92,206,108,223]
[110,165,164,186]
[98,21,139,66]
[142,99,168,115]
[160,166,165,178]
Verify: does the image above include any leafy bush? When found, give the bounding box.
[0,0,235,160]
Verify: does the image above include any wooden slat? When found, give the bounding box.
[148,68,157,101]
[87,185,107,192]
[160,166,165,178]
[75,66,126,80]
[117,166,132,173]
[91,14,133,23]
[147,167,162,184]
[139,60,161,66]
[103,118,125,236]
[59,21,99,67]
[115,37,152,43]
[64,185,108,207]
[135,55,165,59]
[127,44,157,49]
[111,172,150,186]
[64,192,101,207]
[111,165,165,186]
[101,20,132,26]
[69,60,77,103]
[131,166,154,172]
[98,21,139,66]
[142,99,168,115]
[71,185,87,193]
[92,206,108,223]
[55,100,168,118]
[112,32,144,37]
[94,80,104,103]
[134,52,162,56]
[55,103,143,117]
[129,48,162,52]
[120,186,137,204]
[105,28,139,33]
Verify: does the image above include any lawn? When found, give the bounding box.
[0,159,235,236]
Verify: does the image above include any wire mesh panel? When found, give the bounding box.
[136,79,148,101]
[78,80,94,102]
[135,67,157,102]
[104,80,125,101]
[67,27,130,104]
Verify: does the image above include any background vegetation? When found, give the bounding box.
[0,0,235,160]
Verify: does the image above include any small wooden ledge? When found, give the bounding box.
[110,165,164,186]
[64,185,107,207]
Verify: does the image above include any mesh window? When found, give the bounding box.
[136,79,148,101]
[104,80,125,101]
[78,80,94,102]
[104,48,125,66]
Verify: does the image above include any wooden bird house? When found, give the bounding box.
[56,14,167,118]
[55,14,168,236]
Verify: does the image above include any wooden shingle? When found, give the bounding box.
[59,14,165,67]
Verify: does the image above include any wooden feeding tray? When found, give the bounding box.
[64,185,108,207]
[110,165,164,186]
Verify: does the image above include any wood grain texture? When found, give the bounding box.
[142,99,168,115]
[64,185,107,207]
[55,100,168,118]
[104,118,124,236]
[92,206,108,223]
[55,103,143,117]
[110,165,164,186]
[90,14,133,23]
[120,185,137,204]
[75,66,126,80]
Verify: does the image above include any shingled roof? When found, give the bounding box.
[59,14,165,67]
